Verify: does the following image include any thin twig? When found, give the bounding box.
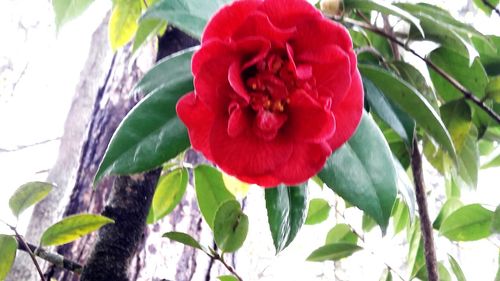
[410,137,439,281]
[482,0,500,17]
[344,17,500,125]
[213,252,244,281]
[8,226,47,281]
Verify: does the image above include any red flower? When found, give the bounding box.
[177,0,363,187]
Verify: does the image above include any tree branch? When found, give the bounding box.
[9,226,46,281]
[482,0,500,17]
[16,239,83,274]
[344,17,500,125]
[411,137,439,281]
[213,252,244,281]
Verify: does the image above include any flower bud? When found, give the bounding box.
[320,0,343,17]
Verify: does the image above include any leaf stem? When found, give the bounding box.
[213,252,244,281]
[410,137,439,281]
[8,225,47,281]
[343,17,500,125]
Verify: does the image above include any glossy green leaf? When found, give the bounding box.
[343,0,424,36]
[265,184,308,253]
[147,168,188,224]
[213,200,249,253]
[359,64,456,160]
[318,112,397,233]
[133,47,195,96]
[429,48,488,102]
[194,165,235,229]
[391,198,410,235]
[0,235,17,281]
[132,18,167,53]
[364,78,415,145]
[305,198,331,225]
[325,224,358,245]
[142,0,231,39]
[109,0,142,51]
[448,255,467,281]
[474,35,500,76]
[9,181,53,218]
[217,275,238,281]
[94,79,193,183]
[163,231,203,251]
[306,243,362,262]
[440,204,493,241]
[40,214,114,246]
[441,100,473,152]
[433,198,463,230]
[473,0,500,15]
[492,205,500,234]
[52,0,94,30]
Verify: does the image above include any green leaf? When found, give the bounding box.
[265,184,308,253]
[94,77,193,183]
[392,156,416,221]
[52,0,94,30]
[325,224,358,245]
[142,0,231,39]
[364,78,415,145]
[429,48,488,102]
[343,0,424,36]
[147,168,188,224]
[318,112,397,233]
[359,64,456,160]
[391,198,410,235]
[0,235,17,281]
[134,47,195,96]
[109,0,142,51]
[486,76,500,103]
[362,213,377,232]
[306,243,362,262]
[433,198,463,230]
[408,221,425,278]
[474,0,500,15]
[482,152,500,169]
[163,231,203,251]
[441,100,473,152]
[9,181,53,218]
[304,198,331,225]
[440,204,493,241]
[217,275,239,281]
[379,268,393,281]
[194,165,235,229]
[448,254,467,281]
[213,200,249,253]
[40,214,114,246]
[474,35,500,76]
[132,18,167,53]
[492,205,500,234]
[415,262,452,281]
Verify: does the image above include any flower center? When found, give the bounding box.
[243,52,299,113]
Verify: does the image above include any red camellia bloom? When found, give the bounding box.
[177,0,363,187]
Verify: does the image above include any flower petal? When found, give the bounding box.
[192,39,232,76]
[209,115,293,177]
[292,17,352,55]
[284,90,336,142]
[227,103,251,137]
[253,110,288,140]
[233,11,296,46]
[176,92,215,160]
[202,0,262,43]
[235,173,281,187]
[327,69,364,151]
[258,0,320,29]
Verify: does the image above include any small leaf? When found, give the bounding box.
[360,64,456,160]
[0,235,17,281]
[306,243,362,262]
[41,214,114,246]
[485,76,500,102]
[52,0,94,30]
[318,112,398,233]
[213,200,249,253]
[448,254,467,281]
[108,0,142,51]
[194,165,235,229]
[147,168,188,224]
[163,231,203,251]
[492,205,500,234]
[440,204,493,241]
[222,172,249,199]
[9,182,53,218]
[132,18,167,53]
[379,268,393,281]
[305,199,331,225]
[265,184,308,253]
[325,224,358,245]
[433,198,463,230]
[391,198,410,235]
[473,0,500,15]
[217,275,239,281]
[482,152,500,169]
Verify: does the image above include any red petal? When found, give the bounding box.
[236,37,271,70]
[298,45,351,106]
[176,92,214,161]
[234,173,281,187]
[209,115,293,177]
[284,90,336,142]
[327,69,364,151]
[275,142,332,185]
[292,17,352,55]
[202,0,262,43]
[227,103,251,137]
[253,110,288,140]
[258,0,319,29]
[233,11,296,46]
[228,61,251,103]
[192,39,232,76]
